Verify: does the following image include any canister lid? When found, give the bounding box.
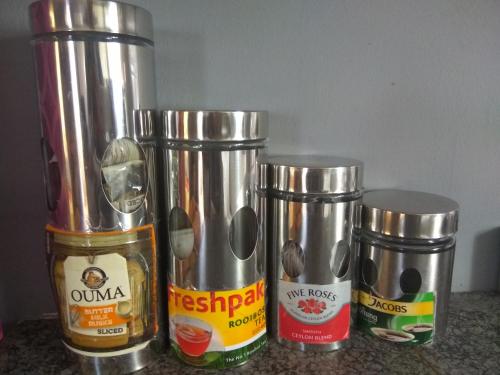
[30,0,154,41]
[359,189,459,240]
[267,155,363,195]
[162,110,268,142]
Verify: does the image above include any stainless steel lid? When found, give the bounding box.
[162,110,267,142]
[359,189,459,240]
[30,0,154,41]
[267,155,363,195]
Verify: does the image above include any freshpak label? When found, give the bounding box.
[168,279,267,368]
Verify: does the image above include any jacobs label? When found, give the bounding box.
[64,254,132,337]
[168,279,267,368]
[357,288,435,345]
[278,280,351,345]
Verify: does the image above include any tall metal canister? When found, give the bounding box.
[30,0,157,232]
[355,190,459,345]
[30,1,161,372]
[267,155,363,351]
[162,110,268,368]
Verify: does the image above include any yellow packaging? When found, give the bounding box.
[168,278,267,368]
[358,290,434,316]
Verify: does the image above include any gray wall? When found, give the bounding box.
[1,0,499,323]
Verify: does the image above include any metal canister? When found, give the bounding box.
[267,155,363,351]
[30,0,157,232]
[162,110,268,368]
[30,1,161,372]
[355,190,459,345]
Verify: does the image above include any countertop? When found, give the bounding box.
[1,292,499,374]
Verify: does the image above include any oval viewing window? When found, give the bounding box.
[101,138,148,214]
[281,241,305,278]
[229,207,258,260]
[400,268,422,294]
[362,258,378,287]
[169,207,195,260]
[331,240,350,278]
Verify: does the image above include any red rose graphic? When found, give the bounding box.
[297,299,326,314]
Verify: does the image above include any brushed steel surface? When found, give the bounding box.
[32,33,157,232]
[162,110,267,142]
[359,190,459,240]
[30,0,154,41]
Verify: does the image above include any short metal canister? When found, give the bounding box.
[162,110,268,368]
[355,190,459,345]
[268,155,363,351]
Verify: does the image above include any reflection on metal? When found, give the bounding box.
[162,110,267,290]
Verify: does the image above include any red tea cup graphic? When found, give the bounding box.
[174,316,212,357]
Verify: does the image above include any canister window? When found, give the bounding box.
[400,268,422,294]
[281,241,305,278]
[362,258,378,286]
[331,240,350,278]
[229,207,258,260]
[101,138,148,214]
[169,207,195,260]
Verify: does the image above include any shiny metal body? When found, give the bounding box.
[162,110,268,290]
[267,155,363,352]
[31,0,156,232]
[163,110,266,142]
[257,159,270,332]
[355,189,459,340]
[257,160,269,291]
[69,340,157,375]
[30,1,160,372]
[30,0,153,40]
[269,155,362,195]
